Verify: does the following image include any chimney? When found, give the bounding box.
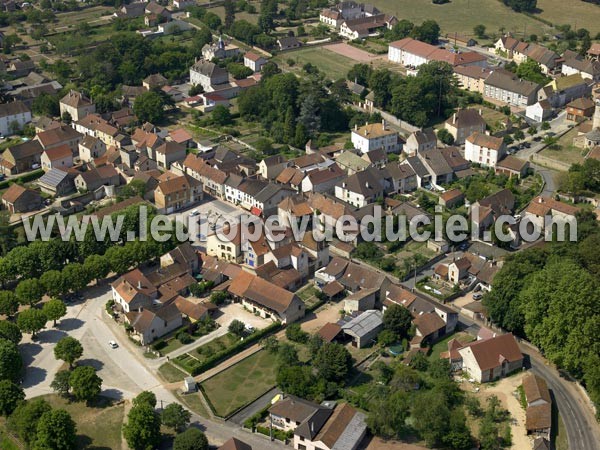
[354,123,358,131]
[137,281,142,289]
[479,108,482,116]
[382,118,386,129]
[139,306,143,312]
[453,113,457,125]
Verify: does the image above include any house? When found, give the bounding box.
[471,189,515,232]
[343,288,378,313]
[457,333,523,382]
[227,271,305,323]
[404,129,437,157]
[145,1,171,20]
[496,155,529,178]
[335,167,385,207]
[388,37,486,68]
[384,162,417,193]
[495,37,559,73]
[341,309,383,348]
[125,303,183,345]
[202,37,240,61]
[339,14,397,40]
[277,36,301,51]
[244,52,267,72]
[258,154,288,180]
[59,90,95,122]
[154,173,203,213]
[441,146,471,176]
[465,132,506,168]
[561,53,600,81]
[155,141,187,169]
[37,168,75,196]
[218,438,252,450]
[454,65,492,94]
[168,128,194,148]
[566,97,595,123]
[538,74,592,108]
[335,151,371,174]
[523,195,580,233]
[79,135,106,163]
[114,2,146,18]
[40,144,72,172]
[1,183,42,213]
[413,311,447,344]
[523,373,552,439]
[74,165,121,192]
[269,395,331,432]
[351,121,400,154]
[111,268,158,313]
[403,156,431,187]
[0,100,31,136]
[161,242,199,274]
[525,100,553,123]
[189,61,229,92]
[483,69,540,108]
[301,164,346,194]
[0,140,43,175]
[36,126,83,154]
[142,73,167,90]
[292,403,367,450]
[178,153,228,198]
[444,109,486,145]
[417,148,454,186]
[439,188,464,208]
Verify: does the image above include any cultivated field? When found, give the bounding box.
[536,0,600,34]
[367,0,552,37]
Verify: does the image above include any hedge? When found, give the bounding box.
[0,169,44,190]
[256,425,292,442]
[188,321,282,376]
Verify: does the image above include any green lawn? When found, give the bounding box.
[536,0,600,34]
[539,127,587,166]
[172,333,240,373]
[273,46,358,80]
[174,391,212,418]
[38,394,124,450]
[201,350,278,418]
[429,332,475,361]
[158,362,188,383]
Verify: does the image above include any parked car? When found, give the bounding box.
[109,341,119,349]
[189,209,199,217]
[473,293,483,300]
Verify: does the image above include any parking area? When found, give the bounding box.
[216,303,272,331]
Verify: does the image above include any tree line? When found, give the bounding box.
[483,212,600,412]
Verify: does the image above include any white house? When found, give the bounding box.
[243,51,267,72]
[351,121,400,154]
[465,132,506,168]
[0,101,32,136]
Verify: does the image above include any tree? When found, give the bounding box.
[84,255,110,282]
[0,338,22,383]
[513,129,525,141]
[437,128,455,145]
[228,319,246,336]
[541,121,550,131]
[133,391,157,408]
[411,390,451,447]
[411,20,441,44]
[515,59,549,85]
[134,90,166,124]
[285,323,308,343]
[42,299,67,327]
[0,291,18,317]
[40,270,67,298]
[211,105,233,126]
[51,370,71,397]
[209,290,227,305]
[0,320,22,344]
[31,92,60,117]
[366,390,410,439]
[7,399,52,445]
[54,336,83,368]
[203,12,222,30]
[0,380,24,416]
[224,0,235,29]
[34,409,77,450]
[383,304,413,339]
[161,403,191,432]
[15,278,44,306]
[123,403,162,450]
[17,308,47,338]
[503,0,537,13]
[314,342,352,382]
[474,24,486,38]
[69,366,102,403]
[173,427,209,450]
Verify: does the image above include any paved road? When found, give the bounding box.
[454,313,600,450]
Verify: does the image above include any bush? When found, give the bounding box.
[285,323,308,343]
[0,169,44,190]
[152,341,167,351]
[177,332,193,344]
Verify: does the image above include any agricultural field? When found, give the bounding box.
[536,0,600,34]
[206,5,261,25]
[367,0,552,37]
[201,350,278,417]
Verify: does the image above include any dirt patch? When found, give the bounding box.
[300,302,343,333]
[324,42,385,63]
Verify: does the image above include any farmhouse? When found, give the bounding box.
[457,333,523,383]
[465,132,506,168]
[351,121,400,154]
[0,100,31,136]
[1,183,42,213]
[444,108,486,145]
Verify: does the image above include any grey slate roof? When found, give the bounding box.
[341,309,383,338]
[38,168,69,187]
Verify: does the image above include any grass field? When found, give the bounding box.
[201,350,278,417]
[158,362,188,382]
[39,394,125,450]
[368,0,552,37]
[536,0,600,34]
[429,331,475,360]
[175,391,212,418]
[274,46,358,80]
[539,127,587,166]
[206,5,261,25]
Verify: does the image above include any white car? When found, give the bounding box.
[189,209,199,217]
[473,293,483,300]
[109,340,118,349]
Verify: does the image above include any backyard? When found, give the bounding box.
[428,331,475,361]
[273,46,358,80]
[539,127,588,166]
[172,333,240,374]
[201,350,278,417]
